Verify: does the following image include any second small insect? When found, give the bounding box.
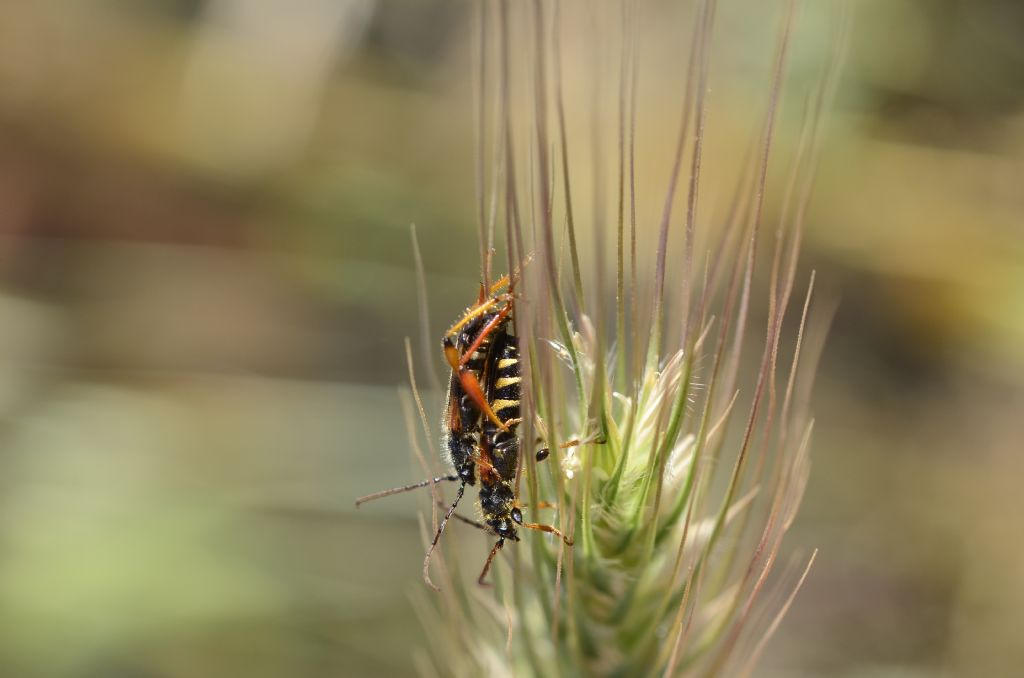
[355,271,572,588]
[428,276,572,587]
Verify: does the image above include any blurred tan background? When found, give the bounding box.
[0,1,1021,676]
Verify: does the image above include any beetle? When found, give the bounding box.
[356,271,571,588]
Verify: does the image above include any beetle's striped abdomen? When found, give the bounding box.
[485,330,521,483]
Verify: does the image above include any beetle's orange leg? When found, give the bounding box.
[489,273,510,296]
[442,333,512,434]
[442,292,516,342]
[457,369,511,432]
[488,252,534,297]
[444,297,501,339]
[512,500,571,543]
[477,538,505,587]
[458,302,513,368]
[471,451,502,484]
[521,520,573,545]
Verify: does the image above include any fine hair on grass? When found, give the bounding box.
[399,0,851,675]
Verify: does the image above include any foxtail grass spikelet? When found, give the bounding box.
[408,0,849,675]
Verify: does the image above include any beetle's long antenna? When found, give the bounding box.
[423,482,468,591]
[434,500,490,531]
[354,474,459,507]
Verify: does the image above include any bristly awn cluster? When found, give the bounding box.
[360,0,851,674]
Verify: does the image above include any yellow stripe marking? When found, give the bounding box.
[491,399,519,413]
[494,376,521,388]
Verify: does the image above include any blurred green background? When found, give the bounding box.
[0,1,1021,676]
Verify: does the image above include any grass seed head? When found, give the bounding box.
[413,1,849,675]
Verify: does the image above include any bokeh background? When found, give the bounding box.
[0,1,1021,676]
